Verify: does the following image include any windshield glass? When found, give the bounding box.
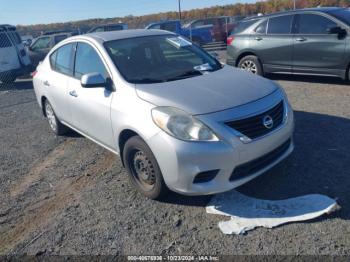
[328,8,350,25]
[104,35,222,84]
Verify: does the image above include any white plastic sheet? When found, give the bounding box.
[206,190,339,235]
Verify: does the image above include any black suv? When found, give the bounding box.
[227,7,350,80]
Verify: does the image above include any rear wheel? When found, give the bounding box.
[44,100,69,135]
[123,136,169,200]
[238,55,263,76]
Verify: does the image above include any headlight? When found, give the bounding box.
[151,107,219,142]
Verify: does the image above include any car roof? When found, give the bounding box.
[81,29,173,42]
[244,7,346,20]
[37,32,72,38]
[0,24,16,31]
[93,23,127,26]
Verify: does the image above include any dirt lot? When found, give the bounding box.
[1,68,350,256]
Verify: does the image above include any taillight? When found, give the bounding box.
[31,70,37,77]
[227,36,234,45]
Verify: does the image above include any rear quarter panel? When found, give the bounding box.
[227,35,251,66]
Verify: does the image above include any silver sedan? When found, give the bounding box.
[32,29,294,199]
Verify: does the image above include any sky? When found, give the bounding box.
[0,0,256,25]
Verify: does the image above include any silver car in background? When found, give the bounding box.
[32,29,294,199]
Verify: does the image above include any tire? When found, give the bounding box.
[123,136,169,200]
[44,100,69,136]
[238,55,263,76]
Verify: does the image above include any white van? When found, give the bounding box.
[0,25,32,83]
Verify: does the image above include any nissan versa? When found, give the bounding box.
[32,30,294,199]
[227,7,350,80]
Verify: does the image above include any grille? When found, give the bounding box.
[226,101,284,139]
[229,139,291,181]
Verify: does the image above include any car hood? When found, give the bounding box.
[135,65,279,115]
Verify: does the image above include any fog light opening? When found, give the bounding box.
[193,169,220,184]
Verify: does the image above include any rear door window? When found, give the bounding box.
[231,20,258,34]
[267,15,293,34]
[50,43,74,75]
[0,32,12,48]
[255,20,267,34]
[296,14,337,34]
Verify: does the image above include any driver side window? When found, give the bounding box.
[74,42,109,79]
[297,14,337,34]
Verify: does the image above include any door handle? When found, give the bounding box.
[43,80,50,87]
[255,37,263,41]
[69,90,78,97]
[296,37,307,42]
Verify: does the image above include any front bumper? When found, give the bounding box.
[147,93,295,196]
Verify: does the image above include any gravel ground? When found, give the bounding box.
[0,67,350,256]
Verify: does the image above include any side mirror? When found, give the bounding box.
[81,73,107,88]
[327,26,347,36]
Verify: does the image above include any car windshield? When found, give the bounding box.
[104,35,222,84]
[328,8,350,25]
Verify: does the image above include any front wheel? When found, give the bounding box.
[238,55,263,76]
[123,136,169,200]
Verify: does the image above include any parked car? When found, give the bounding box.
[227,7,350,80]
[88,23,128,33]
[146,20,213,45]
[42,30,79,36]
[32,30,294,199]
[184,16,245,42]
[28,31,75,69]
[21,35,33,47]
[0,24,32,83]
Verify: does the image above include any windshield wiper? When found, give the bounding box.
[166,70,203,81]
[129,78,165,84]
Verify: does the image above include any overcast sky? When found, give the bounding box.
[0,0,256,25]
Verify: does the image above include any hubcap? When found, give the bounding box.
[131,150,156,191]
[240,60,258,74]
[45,103,57,132]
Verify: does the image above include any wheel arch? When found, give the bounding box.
[118,129,140,167]
[236,51,260,67]
[41,96,47,117]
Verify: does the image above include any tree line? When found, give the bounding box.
[17,0,350,37]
